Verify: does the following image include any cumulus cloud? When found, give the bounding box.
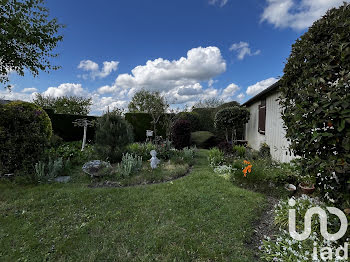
[78,60,119,79]
[96,46,226,106]
[246,77,278,96]
[43,83,87,98]
[21,87,37,93]
[229,42,261,60]
[221,83,240,99]
[261,0,345,30]
[0,88,36,102]
[209,0,228,7]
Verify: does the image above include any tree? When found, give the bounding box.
[128,90,168,138]
[279,3,350,203]
[192,98,224,109]
[33,94,92,115]
[94,111,134,163]
[72,118,95,151]
[1,0,64,88]
[214,106,250,143]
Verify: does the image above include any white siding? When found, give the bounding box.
[245,91,295,162]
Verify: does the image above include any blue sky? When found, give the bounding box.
[1,0,346,115]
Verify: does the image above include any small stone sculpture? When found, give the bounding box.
[150,150,160,169]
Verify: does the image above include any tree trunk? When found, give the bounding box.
[225,128,228,143]
[81,124,87,151]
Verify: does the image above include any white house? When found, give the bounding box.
[243,81,295,162]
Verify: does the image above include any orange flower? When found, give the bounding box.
[243,160,252,177]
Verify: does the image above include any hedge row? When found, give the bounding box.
[44,109,98,142]
[124,113,167,142]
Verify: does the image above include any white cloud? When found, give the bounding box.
[261,0,345,30]
[78,60,119,79]
[229,42,261,60]
[43,83,87,98]
[0,89,36,102]
[237,93,245,101]
[21,87,37,93]
[221,83,240,99]
[246,77,278,96]
[93,46,227,110]
[209,0,228,7]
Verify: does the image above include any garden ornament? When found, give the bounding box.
[150,150,160,169]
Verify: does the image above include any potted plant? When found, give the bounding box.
[299,175,316,194]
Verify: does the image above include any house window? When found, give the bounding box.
[258,99,266,134]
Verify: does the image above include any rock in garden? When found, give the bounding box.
[82,160,112,177]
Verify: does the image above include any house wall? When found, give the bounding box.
[245,91,295,162]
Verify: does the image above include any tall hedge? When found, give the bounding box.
[125,113,166,142]
[280,3,350,203]
[45,109,98,142]
[191,107,216,132]
[0,101,52,174]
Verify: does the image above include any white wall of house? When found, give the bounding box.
[245,91,295,162]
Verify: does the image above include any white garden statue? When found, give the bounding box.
[150,150,160,169]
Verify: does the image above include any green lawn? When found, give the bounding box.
[0,150,266,261]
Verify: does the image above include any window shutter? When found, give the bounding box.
[258,102,266,134]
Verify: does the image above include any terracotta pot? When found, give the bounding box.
[299,183,315,194]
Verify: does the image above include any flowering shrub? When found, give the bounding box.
[208,147,225,167]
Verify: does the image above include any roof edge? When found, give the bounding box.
[242,80,281,106]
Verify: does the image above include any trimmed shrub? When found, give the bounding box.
[0,101,52,174]
[175,112,201,132]
[171,120,191,149]
[95,112,134,163]
[214,106,250,143]
[280,3,350,203]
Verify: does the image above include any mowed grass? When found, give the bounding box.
[0,150,266,261]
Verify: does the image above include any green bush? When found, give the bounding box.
[0,101,52,174]
[208,147,225,167]
[46,141,94,165]
[95,112,134,163]
[214,106,250,143]
[280,3,350,203]
[233,145,246,158]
